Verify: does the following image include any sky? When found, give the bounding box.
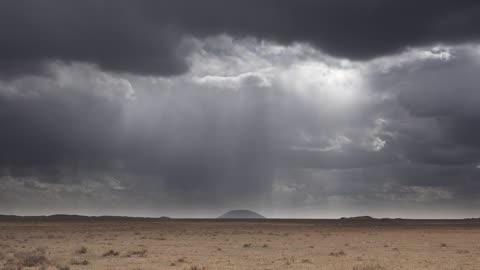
[1,1,480,218]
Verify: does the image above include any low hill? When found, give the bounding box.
[340,216,375,220]
[218,210,266,219]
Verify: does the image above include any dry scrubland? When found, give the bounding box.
[0,219,479,270]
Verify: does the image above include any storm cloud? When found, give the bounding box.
[1,0,480,77]
[1,2,480,218]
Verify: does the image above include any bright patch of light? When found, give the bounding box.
[371,45,453,73]
[278,61,364,108]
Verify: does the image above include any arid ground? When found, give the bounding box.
[1,218,479,270]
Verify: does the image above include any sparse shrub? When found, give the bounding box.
[185,266,207,270]
[76,246,87,254]
[103,249,120,257]
[329,250,346,257]
[262,244,269,248]
[243,243,252,248]
[440,243,448,247]
[2,264,18,270]
[56,264,71,270]
[126,249,147,257]
[353,264,384,270]
[70,258,89,265]
[283,256,295,265]
[14,247,49,267]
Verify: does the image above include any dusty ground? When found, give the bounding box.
[1,219,479,270]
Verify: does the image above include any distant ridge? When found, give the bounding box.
[218,210,266,219]
[340,216,375,220]
[0,214,171,221]
[1,214,479,222]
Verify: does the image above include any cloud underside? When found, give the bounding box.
[1,1,480,217]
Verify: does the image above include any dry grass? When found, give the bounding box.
[102,249,120,257]
[185,266,207,270]
[70,258,89,265]
[329,250,346,257]
[0,220,478,270]
[2,247,49,269]
[353,264,384,270]
[126,249,148,257]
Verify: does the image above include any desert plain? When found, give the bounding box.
[1,218,480,270]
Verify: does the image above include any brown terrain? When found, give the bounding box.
[1,216,480,270]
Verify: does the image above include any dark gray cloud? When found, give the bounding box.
[1,0,480,77]
[371,46,480,166]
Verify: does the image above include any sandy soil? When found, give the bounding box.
[1,219,479,270]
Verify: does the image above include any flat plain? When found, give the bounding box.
[1,218,479,270]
